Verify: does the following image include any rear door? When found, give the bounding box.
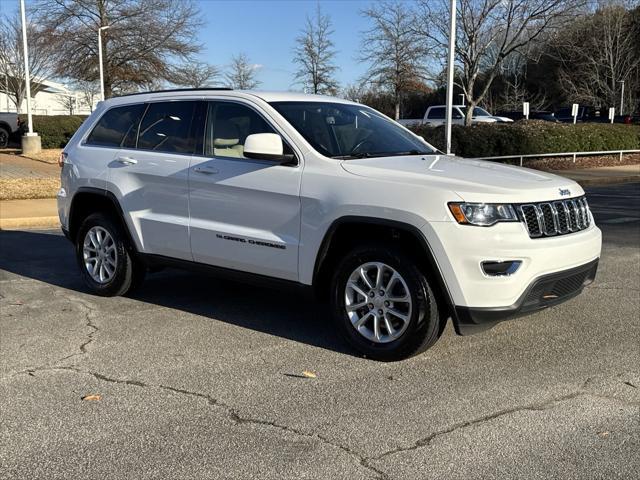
[107,100,200,260]
[188,100,302,281]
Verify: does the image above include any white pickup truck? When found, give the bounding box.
[398,105,514,127]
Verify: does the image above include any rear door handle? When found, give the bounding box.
[194,166,219,175]
[116,156,137,165]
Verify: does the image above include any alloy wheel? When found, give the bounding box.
[344,262,413,343]
[83,226,117,284]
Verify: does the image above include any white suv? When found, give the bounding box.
[57,89,601,361]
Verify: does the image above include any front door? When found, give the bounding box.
[188,100,302,281]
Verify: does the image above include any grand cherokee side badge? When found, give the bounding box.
[559,188,571,196]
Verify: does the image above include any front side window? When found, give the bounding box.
[428,107,445,119]
[137,101,197,153]
[86,103,145,148]
[271,101,436,159]
[204,102,279,159]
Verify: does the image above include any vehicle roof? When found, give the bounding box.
[104,89,357,107]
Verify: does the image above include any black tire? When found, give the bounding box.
[75,212,145,296]
[330,243,441,361]
[0,127,9,148]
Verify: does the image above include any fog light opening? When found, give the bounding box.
[482,260,522,277]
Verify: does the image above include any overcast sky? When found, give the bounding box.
[0,0,377,91]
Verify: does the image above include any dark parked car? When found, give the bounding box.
[553,106,608,123]
[0,112,20,148]
[497,111,559,122]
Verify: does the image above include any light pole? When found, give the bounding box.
[19,0,33,134]
[444,0,457,155]
[19,0,40,153]
[98,25,110,101]
[4,70,9,112]
[618,80,625,116]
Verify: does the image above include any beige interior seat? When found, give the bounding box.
[213,121,244,158]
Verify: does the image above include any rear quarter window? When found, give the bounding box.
[85,104,146,148]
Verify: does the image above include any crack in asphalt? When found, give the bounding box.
[158,384,389,479]
[3,287,636,479]
[373,390,587,462]
[369,378,640,464]
[52,294,100,364]
[17,367,387,479]
[18,366,639,480]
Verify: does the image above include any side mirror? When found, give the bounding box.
[244,133,287,162]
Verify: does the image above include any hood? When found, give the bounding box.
[491,116,514,123]
[341,154,583,203]
[473,117,497,123]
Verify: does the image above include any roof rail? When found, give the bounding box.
[113,87,233,98]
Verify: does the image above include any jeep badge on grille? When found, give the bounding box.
[559,188,571,196]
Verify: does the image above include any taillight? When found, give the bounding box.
[58,152,68,167]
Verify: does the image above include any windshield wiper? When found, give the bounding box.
[331,152,375,159]
[332,149,433,160]
[384,149,433,156]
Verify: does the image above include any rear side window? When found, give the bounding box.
[137,101,197,154]
[427,107,445,119]
[86,104,145,147]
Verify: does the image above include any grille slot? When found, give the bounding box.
[518,196,591,239]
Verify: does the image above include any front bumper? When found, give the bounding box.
[454,258,599,334]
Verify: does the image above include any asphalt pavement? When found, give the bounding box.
[1,183,638,479]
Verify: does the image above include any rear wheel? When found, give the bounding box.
[75,213,145,296]
[330,243,441,361]
[0,127,9,148]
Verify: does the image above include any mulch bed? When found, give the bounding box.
[508,153,639,171]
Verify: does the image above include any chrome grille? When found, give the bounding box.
[519,196,591,238]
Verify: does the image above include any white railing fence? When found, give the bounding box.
[472,149,640,166]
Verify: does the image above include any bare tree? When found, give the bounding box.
[0,14,55,113]
[74,79,100,111]
[550,3,640,112]
[293,3,339,94]
[225,53,261,90]
[172,61,221,88]
[56,93,77,115]
[418,0,583,125]
[359,2,431,120]
[33,0,204,98]
[342,83,367,102]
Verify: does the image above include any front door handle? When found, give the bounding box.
[116,156,137,165]
[194,166,219,175]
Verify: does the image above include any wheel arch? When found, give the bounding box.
[68,187,138,252]
[312,216,456,323]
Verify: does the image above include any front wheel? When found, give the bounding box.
[75,213,145,296]
[0,127,9,148]
[330,244,441,361]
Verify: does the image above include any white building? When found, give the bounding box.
[0,77,96,115]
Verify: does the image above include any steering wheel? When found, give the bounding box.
[349,138,375,155]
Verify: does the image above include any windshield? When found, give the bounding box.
[460,106,492,117]
[270,101,436,159]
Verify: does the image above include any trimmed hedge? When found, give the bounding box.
[17,114,640,156]
[411,121,640,158]
[19,115,87,149]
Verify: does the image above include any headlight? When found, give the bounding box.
[448,202,518,226]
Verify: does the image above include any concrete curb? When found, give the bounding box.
[0,216,60,230]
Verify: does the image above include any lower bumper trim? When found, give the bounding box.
[453,258,599,335]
